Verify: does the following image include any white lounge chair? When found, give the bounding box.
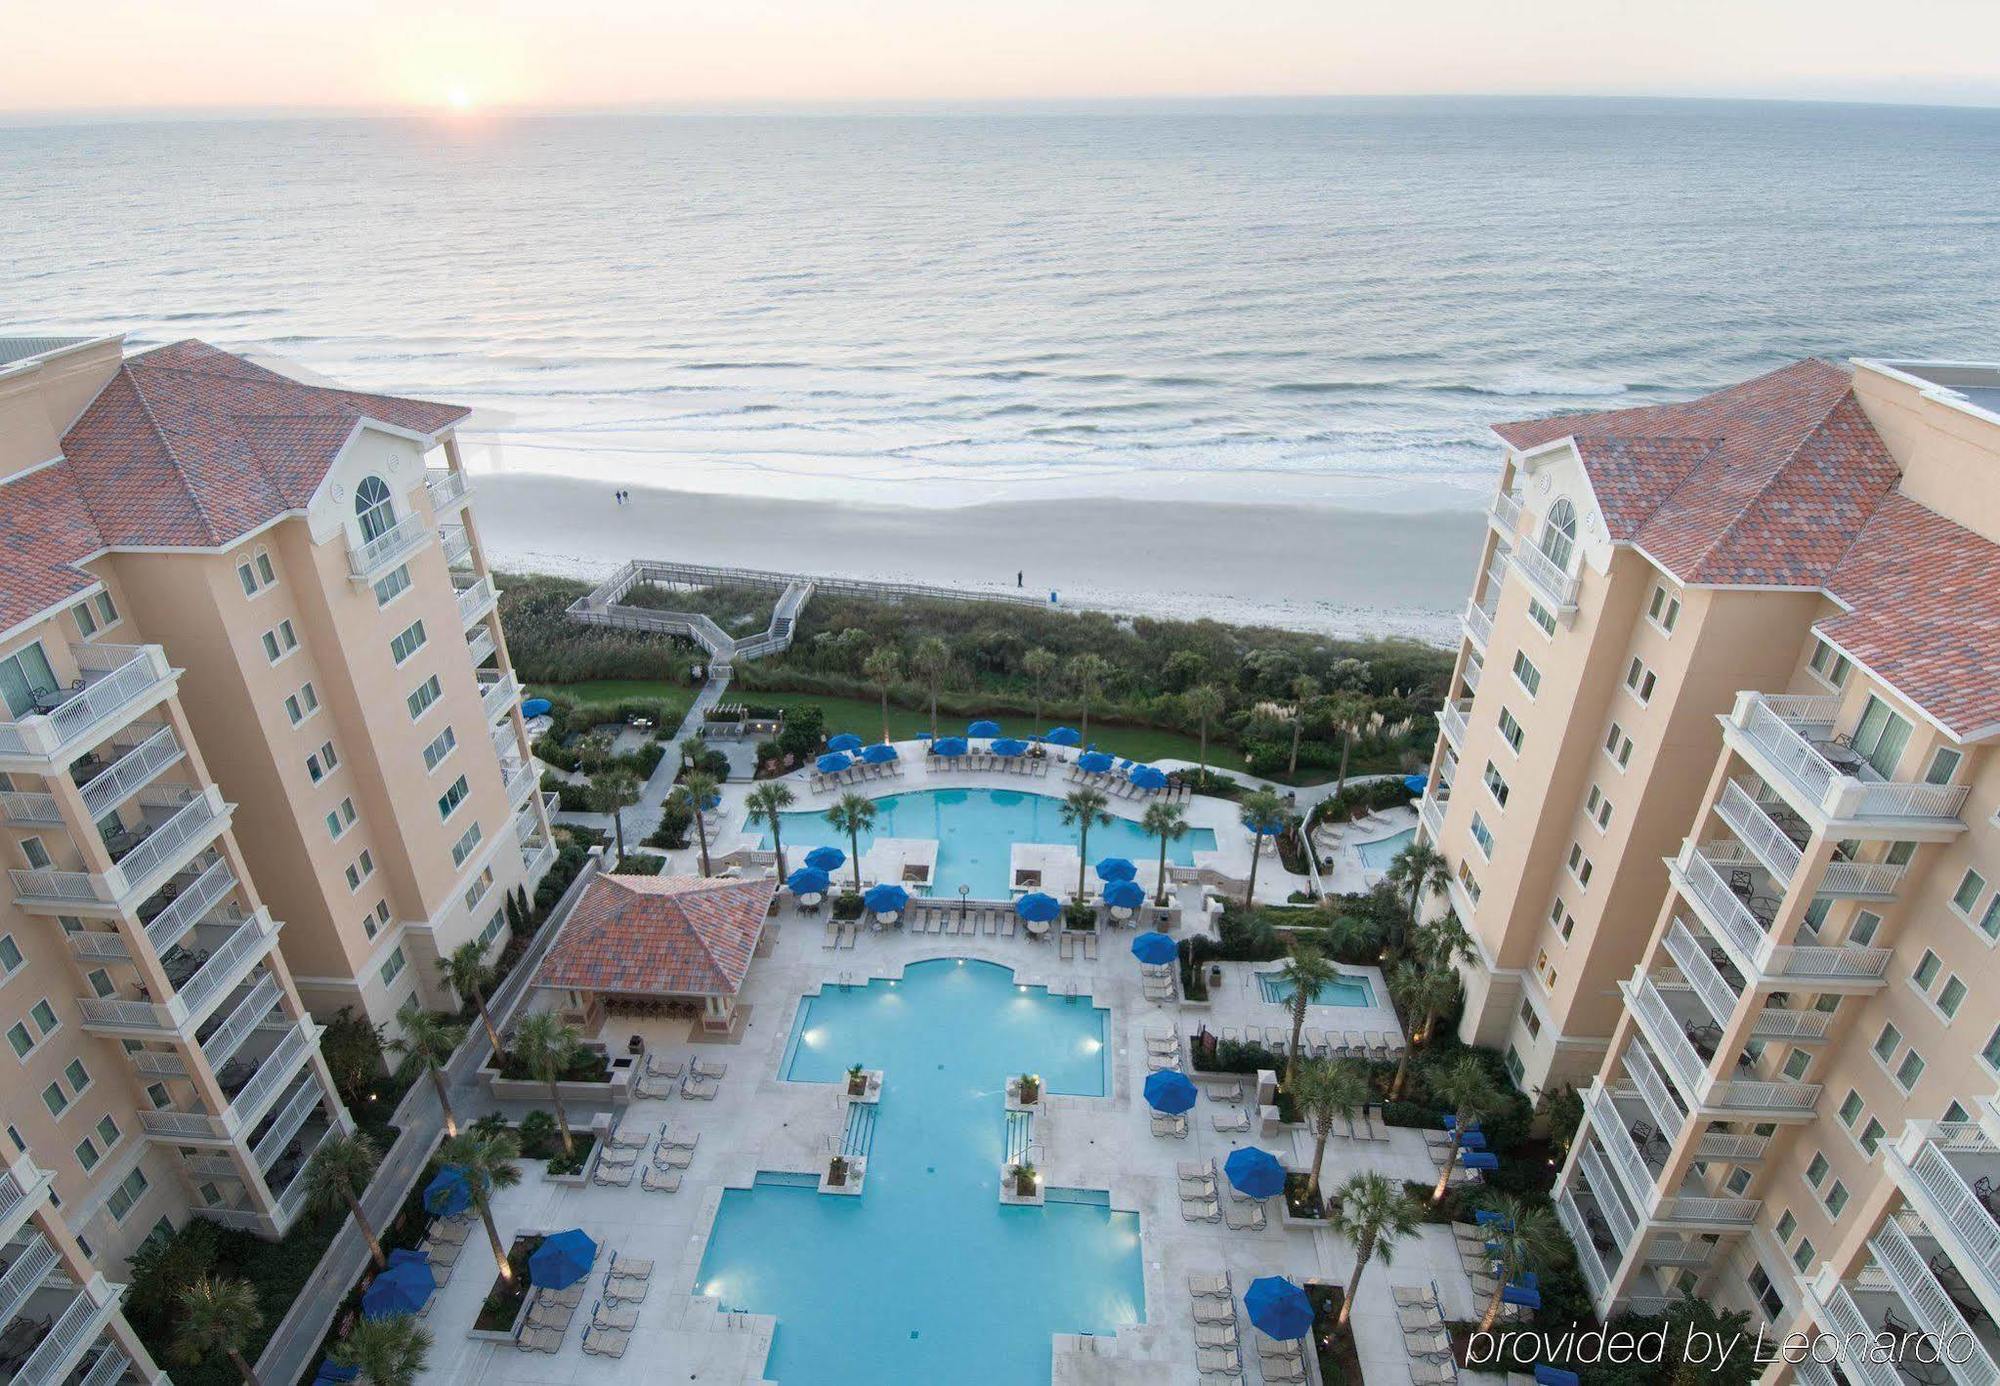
[1151,1113,1189,1138]
[1196,1324,1239,1349]
[1181,1197,1220,1222]
[1189,1271,1232,1299]
[682,1074,719,1100]
[1195,1347,1242,1376]
[605,1275,649,1305]
[593,1159,634,1187]
[657,1144,694,1169]
[1223,1201,1267,1231]
[582,1326,630,1357]
[516,1325,563,1353]
[611,1253,653,1278]
[1193,1299,1237,1324]
[642,1166,682,1193]
[661,1129,698,1151]
[1211,1109,1250,1133]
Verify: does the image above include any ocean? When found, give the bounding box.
[3,98,1997,513]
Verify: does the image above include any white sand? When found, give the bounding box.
[469,472,1484,645]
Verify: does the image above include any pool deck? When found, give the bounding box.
[418,895,1468,1386]
[1314,806,1420,896]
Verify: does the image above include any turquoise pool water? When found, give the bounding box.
[1257,969,1376,1008]
[1356,825,1417,871]
[759,787,1216,898]
[697,959,1143,1385]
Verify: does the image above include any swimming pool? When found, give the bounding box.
[1356,825,1417,871]
[698,959,1144,1385]
[1257,969,1377,1008]
[758,787,1216,898]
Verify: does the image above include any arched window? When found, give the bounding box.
[1539,498,1577,571]
[355,476,395,543]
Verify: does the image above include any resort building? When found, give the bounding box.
[1414,357,2000,1345]
[0,333,553,1358]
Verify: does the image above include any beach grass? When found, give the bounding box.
[526,678,693,721]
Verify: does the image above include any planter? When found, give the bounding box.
[820,1154,866,1196]
[844,1069,884,1105]
[1281,1173,1329,1230]
[1005,1076,1041,1113]
[468,1235,542,1342]
[999,1167,1046,1207]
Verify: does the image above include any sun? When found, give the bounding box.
[446,85,473,112]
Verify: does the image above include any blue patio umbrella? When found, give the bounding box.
[804,845,846,872]
[1095,856,1137,882]
[520,697,553,719]
[1404,773,1429,793]
[860,743,899,764]
[1129,764,1169,791]
[1459,1150,1500,1170]
[1460,1129,1488,1150]
[1143,1069,1198,1115]
[1473,1207,1512,1228]
[1103,879,1147,911]
[990,738,1030,757]
[787,866,831,897]
[1077,751,1115,774]
[827,733,864,753]
[816,751,853,774]
[863,883,910,916]
[1535,1366,1582,1386]
[1243,1276,1314,1340]
[1223,1147,1288,1200]
[1244,806,1288,835]
[968,719,1002,737]
[931,736,969,757]
[1130,931,1179,965]
[422,1166,471,1217]
[312,1360,359,1385]
[361,1258,434,1320]
[1044,727,1082,747]
[1015,892,1061,923]
[1444,1115,1480,1132]
[529,1229,599,1290]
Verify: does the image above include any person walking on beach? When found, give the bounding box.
[1017,570,1023,588]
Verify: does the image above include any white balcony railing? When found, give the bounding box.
[502,757,536,808]
[1462,597,1495,650]
[0,645,173,762]
[426,467,471,512]
[1695,1129,1771,1163]
[146,856,238,956]
[1893,1127,2000,1311]
[112,789,225,896]
[0,788,62,824]
[16,1283,113,1386]
[1653,1194,1759,1226]
[0,1233,59,1327]
[1511,540,1580,610]
[1716,779,1804,883]
[1557,1188,1612,1303]
[1438,698,1470,751]
[1811,1277,1902,1386]
[1628,978,1708,1100]
[1490,489,1523,535]
[478,670,518,724]
[466,625,497,667]
[456,575,496,627]
[77,724,184,822]
[440,523,472,567]
[1461,656,1483,694]
[138,1106,230,1140]
[77,1343,130,1386]
[202,973,282,1073]
[65,930,130,962]
[1734,694,1969,825]
[254,1078,327,1169]
[1662,918,1740,1027]
[1577,1145,1638,1250]
[1419,791,1447,841]
[226,1024,316,1127]
[175,910,280,1021]
[129,1050,188,1078]
[1586,1083,1658,1210]
[346,512,432,582]
[1871,1216,2000,1386]
[521,838,557,882]
[1674,844,1769,964]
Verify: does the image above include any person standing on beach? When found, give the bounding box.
[1017,570,1023,588]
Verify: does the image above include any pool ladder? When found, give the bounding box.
[842,1100,878,1158]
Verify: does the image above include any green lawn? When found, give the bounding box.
[526,679,692,722]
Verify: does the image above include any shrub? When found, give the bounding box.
[831,891,864,921]
[776,703,827,763]
[518,1110,559,1158]
[1062,902,1098,931]
[647,796,693,849]
[620,853,667,876]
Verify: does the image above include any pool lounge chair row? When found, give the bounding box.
[807,760,907,794]
[1214,1027,1403,1060]
[909,906,1019,937]
[1177,1159,1271,1232]
[1396,1284,1459,1382]
[931,751,1052,776]
[1057,929,1099,961]
[820,919,860,948]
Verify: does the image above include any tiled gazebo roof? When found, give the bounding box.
[536,873,774,998]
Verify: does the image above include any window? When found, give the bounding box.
[1873,1022,1902,1062]
[1623,657,1657,704]
[1952,869,1987,916]
[390,619,428,666]
[1518,997,1542,1040]
[1482,761,1510,808]
[345,850,375,892]
[1526,599,1557,637]
[1511,651,1542,697]
[1503,1046,1525,1084]
[0,934,21,978]
[372,564,412,608]
[451,821,483,869]
[1748,1265,1783,1321]
[1926,747,1963,785]
[422,725,457,772]
[1539,498,1577,571]
[64,1058,89,1095]
[73,599,99,638]
[235,549,276,597]
[1774,1210,1797,1244]
[0,642,59,719]
[1456,860,1481,905]
[307,740,339,783]
[1805,1151,1829,1187]
[41,1082,67,1117]
[1725,1167,1752,1195]
[8,997,59,1057]
[1913,949,1942,990]
[1894,1051,1926,1091]
[261,619,299,663]
[106,1168,149,1222]
[1648,584,1681,633]
[1567,843,1593,889]
[1782,1050,1811,1080]
[1791,1238,1816,1273]
[437,774,470,821]
[1808,638,1850,687]
[1837,1090,1863,1126]
[1851,910,1882,947]
[1469,813,1494,858]
[1824,1181,1850,1217]
[1497,708,1523,753]
[19,837,49,870]
[1985,1025,2000,1073]
[1604,722,1633,768]
[477,908,507,948]
[284,681,319,726]
[355,475,396,543]
[1939,976,1968,1019]
[96,1114,119,1149]
[463,865,494,911]
[1979,897,2000,942]
[380,946,407,988]
[1851,695,1912,780]
[74,1134,102,1172]
[1859,1119,1886,1156]
[407,674,443,720]
[1584,784,1612,830]
[326,797,357,840]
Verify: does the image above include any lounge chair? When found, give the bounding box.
[1151,1113,1189,1138]
[593,1159,634,1187]
[1189,1271,1232,1300]
[1081,932,1098,959]
[516,1325,564,1353]
[1193,1299,1237,1325]
[1366,1031,1391,1059]
[1393,1286,1439,1307]
[1196,1347,1242,1375]
[1261,1357,1306,1383]
[1196,1324,1239,1349]
[1408,1358,1457,1384]
[605,1275,649,1305]
[1177,1160,1213,1180]
[642,1166,682,1193]
[1406,1328,1453,1355]
[582,1326,630,1357]
[1211,1109,1250,1133]
[1181,1197,1220,1222]
[597,1145,637,1166]
[1058,932,1075,960]
[682,1074,719,1100]
[1220,1028,1241,1045]
[657,1144,694,1169]
[1256,1335,1305,1361]
[661,1129,698,1152]
[822,920,839,948]
[1001,915,1018,937]
[1146,1051,1179,1071]
[528,1299,573,1331]
[1206,1080,1243,1102]
[427,1217,470,1244]
[1399,1305,1444,1331]
[694,1056,727,1081]
[637,1075,674,1099]
[611,1254,653,1278]
[1344,1029,1368,1055]
[1223,1201,1267,1231]
[593,1302,640,1331]
[1303,1029,1329,1056]
[421,1236,464,1267]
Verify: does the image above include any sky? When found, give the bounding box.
[3,0,1997,117]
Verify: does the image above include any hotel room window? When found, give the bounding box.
[1647,584,1680,633]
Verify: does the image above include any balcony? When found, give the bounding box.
[1462,596,1495,651]
[0,786,62,825]
[16,1278,121,1386]
[426,466,472,514]
[1586,1082,1664,1212]
[1807,1273,1904,1386]
[1886,1122,2000,1324]
[346,512,432,583]
[142,855,238,957]
[1419,789,1448,841]
[1576,1144,1639,1252]
[0,1231,60,1330]
[456,574,497,628]
[478,669,518,724]
[502,756,536,809]
[521,837,557,882]
[1438,697,1470,751]
[1669,840,1891,988]
[1625,979,1821,1116]
[199,972,283,1073]
[516,802,549,848]
[1869,1214,2000,1386]
[1726,693,1969,831]
[465,624,497,668]
[0,644,175,767]
[1511,540,1579,613]
[439,523,472,567]
[1558,1187,1612,1304]
[77,909,280,1037]
[0,1156,54,1245]
[254,1075,329,1172]
[1490,488,1523,536]
[76,724,186,823]
[76,1341,132,1386]
[1461,655,1483,695]
[7,787,229,912]
[137,1021,316,1145]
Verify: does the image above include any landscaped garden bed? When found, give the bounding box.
[471,1235,543,1338]
[1305,1283,1364,1386]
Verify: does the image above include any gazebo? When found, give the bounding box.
[535,874,775,1036]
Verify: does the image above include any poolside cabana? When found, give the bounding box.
[535,873,775,1036]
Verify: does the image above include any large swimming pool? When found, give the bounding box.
[758,786,1217,898]
[697,959,1143,1385]
[1356,825,1417,871]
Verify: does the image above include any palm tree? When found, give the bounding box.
[1412,911,1475,972]
[173,1276,264,1385]
[1023,648,1058,725]
[304,1131,387,1268]
[512,1011,583,1156]
[1277,944,1336,1088]
[1384,839,1451,932]
[1475,1194,1565,1330]
[679,770,719,875]
[385,1003,467,1137]
[744,782,797,877]
[439,1127,523,1282]
[1286,675,1321,778]
[1141,801,1188,907]
[1182,684,1226,784]
[442,938,502,1055]
[1387,962,1462,1098]
[1067,653,1112,745]
[588,767,641,863]
[1293,1058,1370,1202]
[861,648,901,746]
[1239,788,1287,908]
[1429,1054,1504,1203]
[330,1313,433,1386]
[1322,690,1372,797]
[1329,1172,1423,1329]
[909,637,951,739]
[825,793,876,893]
[1061,787,1112,902]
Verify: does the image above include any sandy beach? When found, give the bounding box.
[468,471,1485,645]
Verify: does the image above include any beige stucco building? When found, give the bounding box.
[1416,355,2000,1362]
[0,333,555,1376]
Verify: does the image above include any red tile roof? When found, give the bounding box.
[1493,359,1902,587]
[537,874,773,998]
[0,339,466,634]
